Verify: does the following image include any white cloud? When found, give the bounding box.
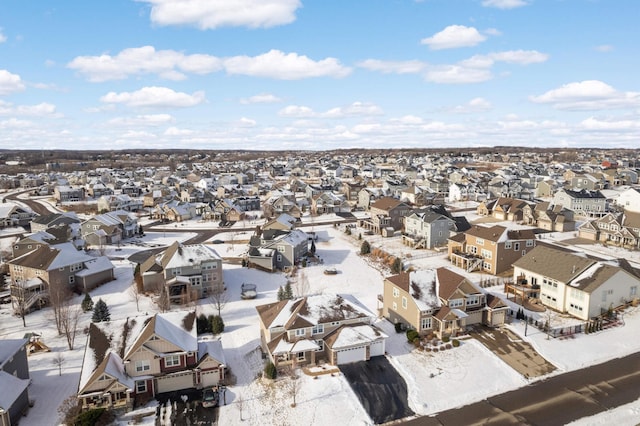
[0,70,26,95]
[68,46,222,82]
[0,101,58,116]
[139,0,301,29]
[482,0,529,9]
[489,50,548,64]
[322,102,383,118]
[223,50,351,80]
[594,45,614,52]
[425,65,493,84]
[421,25,487,50]
[107,114,174,126]
[100,86,206,108]
[390,115,424,125]
[235,117,257,127]
[240,93,283,104]
[164,126,194,136]
[0,118,33,129]
[449,97,492,113]
[580,117,640,131]
[530,80,640,110]
[278,105,316,118]
[0,30,6,43]
[484,28,502,36]
[357,59,426,74]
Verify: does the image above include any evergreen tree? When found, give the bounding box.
[360,240,371,255]
[91,298,111,323]
[211,315,225,334]
[197,314,211,334]
[81,292,94,312]
[391,257,403,274]
[310,239,316,255]
[277,286,285,301]
[284,282,293,299]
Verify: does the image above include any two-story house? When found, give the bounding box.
[77,312,226,412]
[0,339,31,426]
[403,209,456,250]
[577,211,640,249]
[361,197,412,235]
[256,293,387,367]
[512,245,640,320]
[9,243,115,313]
[448,225,537,275]
[0,203,36,229]
[139,242,223,302]
[81,210,139,247]
[553,188,607,218]
[381,268,507,339]
[247,228,309,272]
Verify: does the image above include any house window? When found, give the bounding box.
[99,374,109,381]
[165,355,180,367]
[277,255,282,262]
[449,299,463,308]
[297,352,305,361]
[526,240,534,247]
[295,328,306,337]
[149,335,159,341]
[476,238,484,246]
[481,249,492,259]
[393,288,399,298]
[483,262,492,271]
[514,243,520,251]
[392,302,397,311]
[631,286,638,296]
[69,276,75,284]
[312,324,324,335]
[522,250,527,256]
[315,340,324,352]
[136,381,147,393]
[135,360,150,372]
[277,246,285,253]
[466,295,480,305]
[421,317,432,330]
[468,246,478,255]
[505,241,512,249]
[402,296,407,309]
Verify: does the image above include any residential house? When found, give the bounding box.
[403,208,456,249]
[448,225,537,275]
[247,228,309,272]
[617,187,640,213]
[77,312,226,412]
[553,188,607,218]
[0,339,30,426]
[0,203,36,228]
[53,185,85,203]
[381,268,507,338]
[535,179,557,198]
[81,211,139,247]
[578,211,640,249]
[9,243,115,310]
[360,197,412,235]
[97,194,143,212]
[256,293,387,366]
[30,212,80,233]
[310,192,348,215]
[139,242,223,302]
[262,192,301,219]
[357,187,383,210]
[477,198,530,222]
[522,202,576,232]
[11,228,71,258]
[512,245,640,320]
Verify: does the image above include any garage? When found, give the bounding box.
[201,369,221,388]
[156,371,194,393]
[369,340,385,357]
[336,346,367,364]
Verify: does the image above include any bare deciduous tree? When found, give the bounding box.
[52,352,65,376]
[294,269,310,298]
[209,287,228,317]
[155,282,170,313]
[59,299,82,350]
[10,279,29,327]
[49,278,73,336]
[287,367,300,408]
[128,281,141,312]
[236,392,244,421]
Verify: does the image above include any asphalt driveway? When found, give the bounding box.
[339,356,414,424]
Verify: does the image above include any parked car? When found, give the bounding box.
[323,267,338,275]
[241,283,257,299]
[202,387,219,408]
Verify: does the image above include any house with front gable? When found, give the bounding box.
[382,268,507,338]
[357,187,384,210]
[77,312,226,412]
[97,194,143,213]
[262,192,301,219]
[402,208,456,250]
[139,241,223,301]
[477,198,531,222]
[247,228,309,272]
[30,212,80,233]
[616,187,640,213]
[360,197,412,235]
[310,192,348,215]
[0,203,36,228]
[448,225,537,275]
[512,245,640,320]
[577,211,640,249]
[0,339,31,426]
[81,210,139,247]
[522,202,575,232]
[256,293,387,367]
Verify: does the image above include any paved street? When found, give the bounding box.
[401,350,640,426]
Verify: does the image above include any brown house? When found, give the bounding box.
[448,225,537,275]
[360,197,412,235]
[382,267,507,338]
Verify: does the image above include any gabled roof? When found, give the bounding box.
[124,312,197,360]
[513,245,595,283]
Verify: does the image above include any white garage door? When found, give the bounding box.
[336,346,366,364]
[201,370,221,388]
[157,371,194,393]
[370,340,385,357]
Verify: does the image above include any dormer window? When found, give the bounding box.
[311,324,324,335]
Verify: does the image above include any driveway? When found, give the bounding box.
[469,325,556,378]
[155,388,218,425]
[339,356,414,424]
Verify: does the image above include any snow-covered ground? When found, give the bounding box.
[1,222,640,425]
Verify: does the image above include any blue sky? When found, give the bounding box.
[0,0,638,151]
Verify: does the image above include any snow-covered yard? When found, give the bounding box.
[2,223,640,425]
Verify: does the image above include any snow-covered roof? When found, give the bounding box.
[159,243,221,269]
[408,270,441,311]
[153,312,198,352]
[47,243,95,269]
[76,256,114,277]
[0,371,30,410]
[198,340,226,365]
